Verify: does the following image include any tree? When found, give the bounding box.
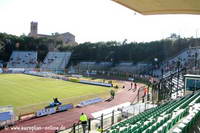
[1,32,200,67]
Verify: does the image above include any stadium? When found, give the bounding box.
[0,0,200,133]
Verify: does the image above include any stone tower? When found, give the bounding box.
[30,21,38,37]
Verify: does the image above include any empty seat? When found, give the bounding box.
[7,51,37,68]
[41,52,71,71]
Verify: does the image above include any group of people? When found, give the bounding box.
[128,82,137,92]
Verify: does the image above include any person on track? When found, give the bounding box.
[79,113,88,133]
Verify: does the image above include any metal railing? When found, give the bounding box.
[58,103,155,133]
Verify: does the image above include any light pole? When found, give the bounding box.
[196,29,199,39]
[161,68,164,79]
[153,58,158,77]
[176,60,180,98]
[104,51,114,72]
[195,52,198,71]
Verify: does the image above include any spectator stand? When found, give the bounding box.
[41,52,71,72]
[7,51,37,68]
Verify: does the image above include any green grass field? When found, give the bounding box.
[0,74,110,110]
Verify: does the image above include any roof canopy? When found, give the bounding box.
[113,0,200,15]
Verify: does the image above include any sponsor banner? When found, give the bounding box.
[0,112,11,121]
[8,68,25,73]
[71,74,82,78]
[57,104,73,112]
[78,98,103,107]
[79,80,112,87]
[128,78,134,81]
[19,112,35,121]
[36,108,56,117]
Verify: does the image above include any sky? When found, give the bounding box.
[0,0,200,43]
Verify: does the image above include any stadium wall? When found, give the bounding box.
[79,80,113,87]
[25,71,112,87]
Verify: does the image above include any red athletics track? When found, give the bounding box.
[0,81,145,133]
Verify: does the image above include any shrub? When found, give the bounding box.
[108,80,112,84]
[69,78,80,82]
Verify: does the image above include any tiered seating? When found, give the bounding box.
[118,62,133,66]
[111,62,136,72]
[106,91,200,133]
[7,51,37,68]
[77,62,112,70]
[154,47,200,77]
[111,62,149,73]
[172,99,200,133]
[41,52,71,71]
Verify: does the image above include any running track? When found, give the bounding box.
[0,81,145,133]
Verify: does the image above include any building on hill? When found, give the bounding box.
[51,32,77,46]
[29,21,38,37]
[28,21,78,47]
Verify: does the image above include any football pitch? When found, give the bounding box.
[0,74,110,110]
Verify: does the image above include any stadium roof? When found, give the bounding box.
[112,0,200,15]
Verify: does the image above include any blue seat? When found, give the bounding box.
[0,112,12,121]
